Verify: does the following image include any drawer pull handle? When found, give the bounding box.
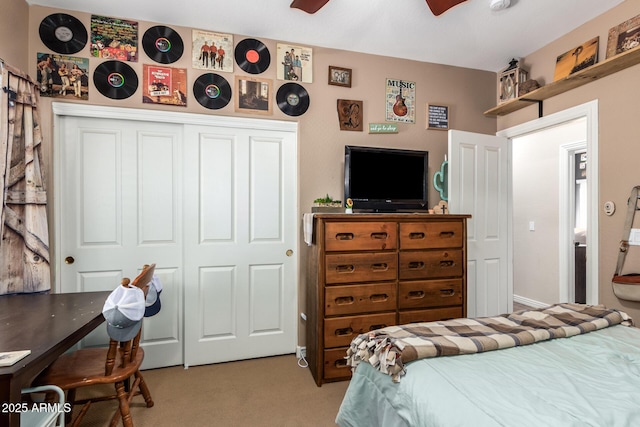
[369,324,388,330]
[370,263,388,271]
[336,264,355,273]
[440,231,455,238]
[336,232,354,240]
[335,327,353,336]
[440,288,455,297]
[335,296,355,305]
[370,232,388,240]
[409,232,425,240]
[370,293,388,302]
[408,261,425,269]
[334,359,348,368]
[408,290,425,299]
[440,260,455,268]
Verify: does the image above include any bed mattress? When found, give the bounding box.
[336,324,640,427]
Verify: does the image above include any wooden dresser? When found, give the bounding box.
[305,213,470,386]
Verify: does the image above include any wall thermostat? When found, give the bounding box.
[604,201,615,216]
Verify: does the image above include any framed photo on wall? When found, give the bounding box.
[235,76,272,115]
[328,66,352,87]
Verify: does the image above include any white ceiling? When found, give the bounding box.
[28,0,624,72]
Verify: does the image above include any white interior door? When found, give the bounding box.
[448,130,510,317]
[57,115,183,369]
[183,124,298,367]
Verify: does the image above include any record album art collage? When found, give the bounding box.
[37,12,311,116]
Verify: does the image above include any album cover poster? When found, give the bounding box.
[91,15,138,62]
[276,43,313,83]
[192,30,233,72]
[36,52,89,100]
[385,78,415,123]
[142,64,187,106]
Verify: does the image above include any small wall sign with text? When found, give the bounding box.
[368,123,398,134]
[427,104,449,130]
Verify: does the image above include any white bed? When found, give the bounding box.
[336,315,640,426]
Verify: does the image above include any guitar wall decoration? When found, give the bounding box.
[291,0,467,16]
[393,85,408,117]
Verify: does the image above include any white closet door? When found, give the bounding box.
[183,124,298,366]
[57,116,183,369]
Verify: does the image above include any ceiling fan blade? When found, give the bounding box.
[290,0,331,14]
[425,0,468,16]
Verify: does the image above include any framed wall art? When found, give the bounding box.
[328,66,352,87]
[337,99,363,131]
[427,104,449,130]
[385,78,415,123]
[606,13,640,59]
[235,76,272,115]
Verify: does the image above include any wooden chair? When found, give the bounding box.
[32,264,157,427]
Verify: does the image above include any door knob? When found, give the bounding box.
[286,249,293,257]
[65,256,75,264]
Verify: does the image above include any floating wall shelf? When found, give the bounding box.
[484,46,640,117]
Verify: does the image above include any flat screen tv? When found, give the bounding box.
[344,145,428,212]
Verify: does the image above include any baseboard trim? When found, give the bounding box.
[513,294,549,309]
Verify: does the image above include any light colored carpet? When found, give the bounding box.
[76,354,348,427]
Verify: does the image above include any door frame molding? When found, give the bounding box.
[497,100,599,305]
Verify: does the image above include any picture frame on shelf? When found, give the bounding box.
[553,37,599,81]
[235,76,272,115]
[606,13,640,59]
[328,66,352,87]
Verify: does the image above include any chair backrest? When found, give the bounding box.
[105,264,156,375]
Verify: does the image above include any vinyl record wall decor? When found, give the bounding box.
[39,13,88,54]
[142,25,183,64]
[235,38,270,74]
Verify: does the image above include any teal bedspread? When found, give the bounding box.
[336,324,640,427]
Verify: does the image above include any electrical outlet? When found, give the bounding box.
[296,346,306,359]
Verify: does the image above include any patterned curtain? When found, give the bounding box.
[0,62,50,294]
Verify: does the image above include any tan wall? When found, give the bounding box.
[498,1,640,320]
[1,0,29,70]
[20,5,496,346]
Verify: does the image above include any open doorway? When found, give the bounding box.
[573,150,588,303]
[499,101,598,308]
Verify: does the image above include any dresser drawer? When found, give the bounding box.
[325,222,397,252]
[398,307,463,324]
[325,282,397,316]
[399,221,463,250]
[324,313,396,348]
[324,347,351,380]
[398,279,463,309]
[325,252,397,284]
[399,250,463,280]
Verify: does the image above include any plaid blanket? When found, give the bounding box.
[345,303,632,382]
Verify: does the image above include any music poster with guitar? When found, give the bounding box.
[385,78,416,123]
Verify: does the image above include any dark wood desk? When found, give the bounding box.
[0,291,110,427]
